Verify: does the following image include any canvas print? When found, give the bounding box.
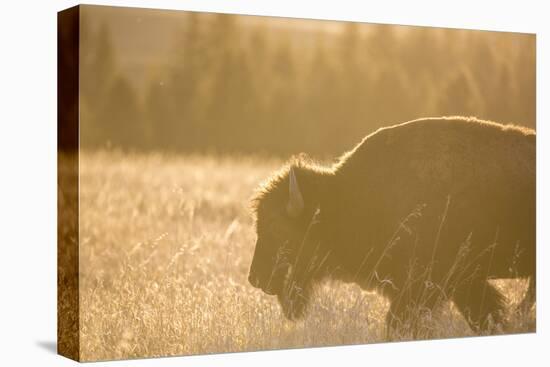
[57,4,536,362]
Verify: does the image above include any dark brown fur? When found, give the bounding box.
[249,116,535,334]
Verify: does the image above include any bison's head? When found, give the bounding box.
[249,165,325,320]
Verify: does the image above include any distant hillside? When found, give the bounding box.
[81,5,348,92]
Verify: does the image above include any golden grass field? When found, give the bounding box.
[77,151,535,361]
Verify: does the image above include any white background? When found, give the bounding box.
[0,0,548,365]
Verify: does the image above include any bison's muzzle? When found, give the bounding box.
[248,273,278,295]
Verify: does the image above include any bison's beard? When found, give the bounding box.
[276,278,313,320]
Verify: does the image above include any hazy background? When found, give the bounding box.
[80,5,535,156]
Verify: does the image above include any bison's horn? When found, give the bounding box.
[286,167,304,217]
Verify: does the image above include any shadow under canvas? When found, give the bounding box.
[36,340,57,355]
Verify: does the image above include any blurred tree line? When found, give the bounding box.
[79,13,536,156]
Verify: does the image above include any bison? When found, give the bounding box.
[249,116,535,335]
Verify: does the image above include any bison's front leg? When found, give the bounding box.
[385,300,407,339]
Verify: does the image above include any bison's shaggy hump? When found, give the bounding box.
[251,116,536,218]
[252,116,534,210]
[249,116,535,334]
[378,115,534,137]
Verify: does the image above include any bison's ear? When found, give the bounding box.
[286,167,304,217]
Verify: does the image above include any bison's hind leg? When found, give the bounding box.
[452,279,507,333]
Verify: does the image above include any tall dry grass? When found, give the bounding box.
[77,151,534,361]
